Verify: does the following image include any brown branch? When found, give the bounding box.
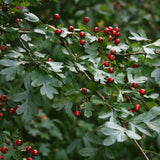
[116,52,160,56]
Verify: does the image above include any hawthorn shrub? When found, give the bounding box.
[0,0,160,160]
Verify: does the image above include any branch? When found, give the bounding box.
[116,52,160,56]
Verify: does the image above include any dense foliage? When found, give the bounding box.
[0,0,160,160]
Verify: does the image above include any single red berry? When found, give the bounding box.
[16,139,23,146]
[2,6,8,12]
[111,30,116,36]
[116,32,121,37]
[125,96,130,101]
[15,18,23,24]
[0,155,4,160]
[68,26,74,32]
[47,58,53,62]
[16,6,23,9]
[94,27,100,33]
[32,149,39,156]
[108,67,115,73]
[1,95,7,102]
[108,54,116,61]
[55,29,62,35]
[80,39,86,45]
[133,63,139,68]
[132,82,139,88]
[128,108,135,113]
[108,77,114,83]
[15,105,19,110]
[115,39,120,44]
[22,28,28,31]
[83,17,89,23]
[104,28,109,34]
[108,35,113,41]
[139,89,146,95]
[27,158,33,160]
[8,108,15,115]
[101,60,104,63]
[54,13,60,20]
[79,32,85,38]
[110,50,116,55]
[1,146,8,154]
[75,111,81,117]
[104,61,110,67]
[108,26,113,32]
[81,88,87,94]
[26,146,33,152]
[98,37,104,43]
[0,103,3,110]
[1,45,7,52]
[135,104,141,111]
[0,113,4,119]
[114,27,120,32]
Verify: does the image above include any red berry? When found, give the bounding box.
[108,54,116,61]
[1,95,7,102]
[111,30,116,36]
[116,32,121,37]
[80,40,86,45]
[94,27,100,33]
[16,6,23,9]
[101,60,104,63]
[0,155,4,160]
[104,61,110,67]
[79,32,85,38]
[32,149,39,156]
[47,58,53,62]
[83,17,89,23]
[108,77,114,83]
[1,146,8,154]
[108,35,113,41]
[15,105,19,110]
[15,18,23,24]
[128,108,135,113]
[132,82,139,88]
[115,39,120,44]
[104,28,109,34]
[125,96,130,101]
[68,26,74,32]
[55,29,62,35]
[75,111,81,117]
[110,50,116,55]
[108,67,115,73]
[16,139,23,146]
[54,13,60,20]
[0,103,3,110]
[2,6,8,12]
[139,89,146,95]
[26,146,33,152]
[135,104,141,111]
[108,26,113,32]
[98,37,104,43]
[133,63,139,68]
[114,27,120,32]
[27,158,33,160]
[1,45,7,52]
[8,108,15,115]
[0,113,4,119]
[81,88,87,94]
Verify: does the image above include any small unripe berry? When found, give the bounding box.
[75,111,81,117]
[79,32,85,38]
[1,95,7,102]
[94,27,100,33]
[80,39,86,45]
[104,61,110,67]
[98,37,104,43]
[1,146,8,154]
[139,89,146,95]
[108,77,114,83]
[83,17,90,23]
[115,38,120,44]
[108,67,115,73]
[16,139,23,146]
[26,146,33,152]
[81,88,87,94]
[68,26,74,32]
[32,149,39,156]
[27,158,33,160]
[54,13,60,20]
[15,18,23,24]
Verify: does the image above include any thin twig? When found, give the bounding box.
[116,52,160,56]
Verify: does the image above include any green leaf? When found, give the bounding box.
[98,111,113,119]
[128,32,150,41]
[77,22,88,32]
[103,136,116,146]
[86,132,103,145]
[151,68,160,86]
[84,102,93,118]
[125,130,141,140]
[75,62,86,72]
[143,47,155,54]
[144,93,159,99]
[90,95,106,105]
[20,34,31,41]
[24,12,39,22]
[79,147,98,157]
[46,62,64,72]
